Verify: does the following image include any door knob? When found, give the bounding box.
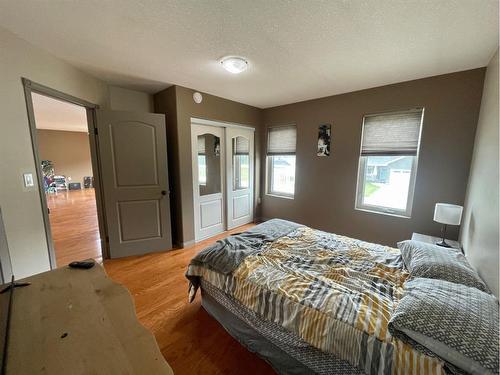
[161,190,167,196]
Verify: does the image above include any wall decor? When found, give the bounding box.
[317,124,331,156]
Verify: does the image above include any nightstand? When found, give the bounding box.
[411,232,461,251]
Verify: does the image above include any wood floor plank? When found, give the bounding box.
[46,188,102,266]
[104,226,276,375]
[47,189,274,374]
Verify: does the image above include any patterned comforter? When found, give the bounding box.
[186,220,446,375]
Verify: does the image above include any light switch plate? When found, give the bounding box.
[23,173,34,188]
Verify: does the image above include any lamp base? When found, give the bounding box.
[436,240,451,248]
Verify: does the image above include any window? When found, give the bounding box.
[198,154,207,185]
[266,125,297,197]
[233,137,250,190]
[197,136,207,185]
[355,109,424,217]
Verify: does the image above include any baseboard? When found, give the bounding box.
[181,240,196,248]
[257,217,271,223]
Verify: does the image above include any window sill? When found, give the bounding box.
[355,206,411,219]
[266,193,294,200]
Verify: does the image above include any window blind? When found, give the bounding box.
[197,137,206,154]
[233,137,250,155]
[361,110,423,156]
[267,125,297,155]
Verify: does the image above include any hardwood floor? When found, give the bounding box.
[46,188,102,267]
[47,190,273,373]
[104,225,276,375]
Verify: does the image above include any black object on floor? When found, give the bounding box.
[68,260,95,269]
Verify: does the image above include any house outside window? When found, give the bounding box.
[266,125,297,198]
[356,109,424,217]
[198,154,207,185]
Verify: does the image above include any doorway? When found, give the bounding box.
[191,119,255,241]
[23,79,108,269]
[30,92,103,266]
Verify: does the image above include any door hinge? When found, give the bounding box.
[94,128,98,135]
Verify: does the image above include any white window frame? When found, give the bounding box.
[355,109,424,218]
[266,154,296,199]
[265,124,297,199]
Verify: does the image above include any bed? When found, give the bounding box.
[186,219,498,375]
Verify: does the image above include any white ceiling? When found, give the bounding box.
[32,93,88,132]
[1,1,498,108]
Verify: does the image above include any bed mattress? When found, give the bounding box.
[201,279,363,375]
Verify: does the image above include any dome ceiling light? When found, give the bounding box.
[220,56,248,74]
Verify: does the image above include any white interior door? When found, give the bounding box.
[192,124,225,241]
[96,110,172,258]
[226,127,254,229]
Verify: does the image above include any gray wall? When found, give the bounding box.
[460,50,499,297]
[154,86,263,245]
[261,69,485,246]
[0,27,154,279]
[108,86,154,112]
[0,27,109,278]
[153,87,180,243]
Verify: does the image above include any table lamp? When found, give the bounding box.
[433,203,463,247]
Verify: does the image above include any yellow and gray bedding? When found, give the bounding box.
[186,219,497,375]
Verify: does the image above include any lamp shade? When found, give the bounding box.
[433,203,463,225]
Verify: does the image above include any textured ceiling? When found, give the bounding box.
[33,93,88,132]
[1,0,498,108]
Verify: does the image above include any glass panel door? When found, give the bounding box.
[226,128,254,229]
[197,133,221,196]
[232,136,250,190]
[192,125,225,241]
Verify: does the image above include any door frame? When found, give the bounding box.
[22,78,109,269]
[190,117,256,242]
[0,207,13,283]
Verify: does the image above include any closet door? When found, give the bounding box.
[191,125,225,241]
[226,127,254,229]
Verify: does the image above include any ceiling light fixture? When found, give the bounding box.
[220,56,248,74]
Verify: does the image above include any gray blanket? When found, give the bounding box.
[186,219,302,291]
